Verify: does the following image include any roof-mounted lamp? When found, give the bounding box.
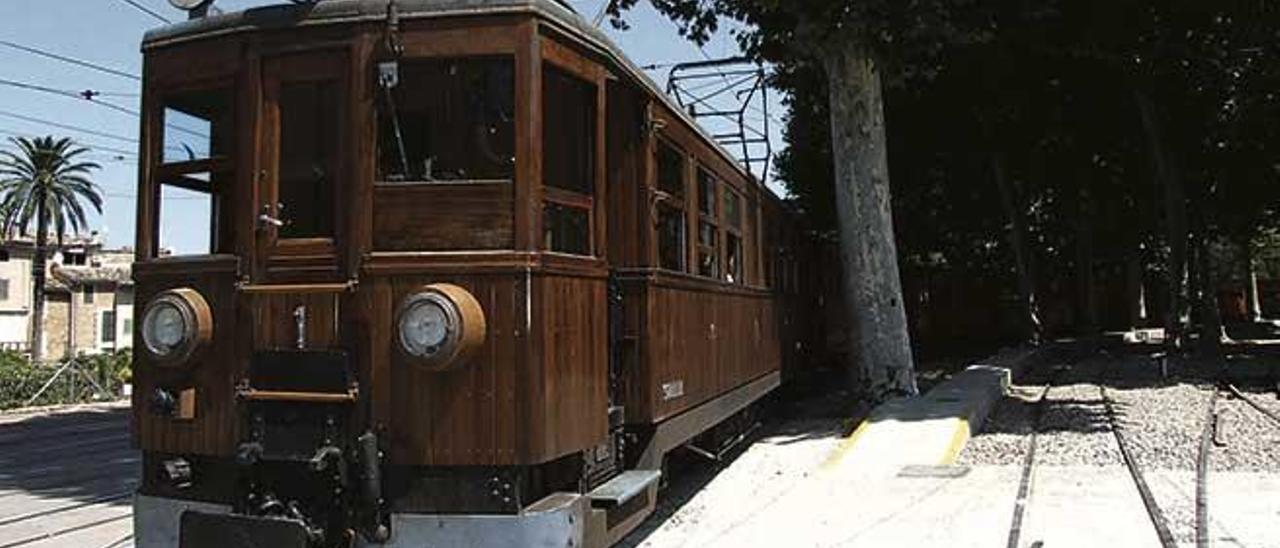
[167,0,214,19]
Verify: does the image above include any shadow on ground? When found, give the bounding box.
[0,407,137,507]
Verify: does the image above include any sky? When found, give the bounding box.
[0,0,785,254]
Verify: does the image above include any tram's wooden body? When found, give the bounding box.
[130,1,817,546]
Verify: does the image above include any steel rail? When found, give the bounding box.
[1226,383,1280,426]
[1100,385,1179,548]
[1195,386,1220,548]
[1005,380,1055,548]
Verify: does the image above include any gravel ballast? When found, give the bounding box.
[959,347,1280,545]
[962,350,1280,472]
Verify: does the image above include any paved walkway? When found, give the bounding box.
[0,404,135,548]
[628,348,1280,548]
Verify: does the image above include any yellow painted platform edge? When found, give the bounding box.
[819,418,873,470]
[939,417,971,465]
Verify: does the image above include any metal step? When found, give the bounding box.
[587,470,661,508]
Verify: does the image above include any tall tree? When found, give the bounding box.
[0,136,103,362]
[607,0,1005,399]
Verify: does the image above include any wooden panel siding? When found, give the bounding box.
[532,274,608,459]
[250,292,341,350]
[385,272,522,465]
[131,256,242,456]
[373,183,515,251]
[382,268,606,466]
[621,272,782,423]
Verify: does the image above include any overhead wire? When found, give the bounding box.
[113,0,172,24]
[0,77,207,140]
[0,77,140,117]
[0,128,137,158]
[0,108,190,157]
[0,40,140,81]
[0,109,137,144]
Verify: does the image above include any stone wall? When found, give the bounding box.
[40,286,132,360]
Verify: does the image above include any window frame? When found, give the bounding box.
[255,50,349,271]
[373,55,518,186]
[149,84,235,258]
[695,166,720,279]
[99,309,116,345]
[540,62,599,256]
[722,185,745,284]
[654,138,688,273]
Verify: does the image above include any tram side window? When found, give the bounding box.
[155,88,234,256]
[542,66,595,255]
[278,81,338,239]
[655,141,686,272]
[724,189,744,284]
[377,57,515,182]
[696,167,718,278]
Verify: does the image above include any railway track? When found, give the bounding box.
[1003,359,1206,548]
[1003,350,1280,548]
[1004,375,1054,548]
[1193,379,1280,548]
[1099,384,1179,548]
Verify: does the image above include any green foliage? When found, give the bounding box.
[0,350,131,410]
[0,136,104,241]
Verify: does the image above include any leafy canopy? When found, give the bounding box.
[0,136,104,243]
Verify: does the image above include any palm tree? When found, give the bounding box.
[0,136,102,362]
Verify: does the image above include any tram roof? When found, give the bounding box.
[143,0,765,189]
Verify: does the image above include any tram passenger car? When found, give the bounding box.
[130,1,817,546]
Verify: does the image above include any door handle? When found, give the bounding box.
[258,213,284,229]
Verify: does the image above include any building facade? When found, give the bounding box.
[0,232,134,360]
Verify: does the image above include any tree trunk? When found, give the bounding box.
[30,208,48,363]
[822,42,917,400]
[1133,89,1190,350]
[1076,189,1097,336]
[991,151,1043,343]
[1126,251,1147,328]
[1243,238,1262,322]
[1195,233,1224,357]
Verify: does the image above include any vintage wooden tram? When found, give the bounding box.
[130,1,817,546]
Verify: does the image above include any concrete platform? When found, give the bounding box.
[823,347,1039,477]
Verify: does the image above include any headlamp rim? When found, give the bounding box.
[395,283,486,371]
[141,288,212,367]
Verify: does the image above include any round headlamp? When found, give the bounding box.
[396,284,486,371]
[141,288,212,365]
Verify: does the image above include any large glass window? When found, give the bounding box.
[155,88,233,256]
[726,233,743,283]
[655,141,686,271]
[695,167,719,278]
[277,81,338,239]
[543,202,590,255]
[658,208,685,271]
[162,89,231,164]
[656,141,684,199]
[698,220,718,277]
[723,189,744,284]
[541,66,596,255]
[377,57,515,182]
[543,66,595,195]
[697,168,716,217]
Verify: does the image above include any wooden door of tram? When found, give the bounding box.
[250,50,350,352]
